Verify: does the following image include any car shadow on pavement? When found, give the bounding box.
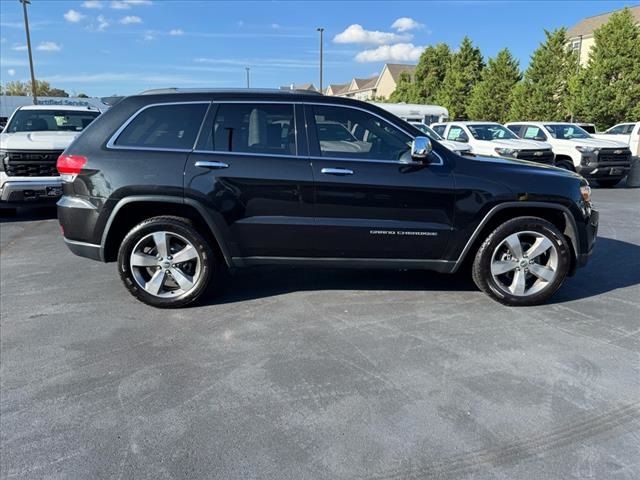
[0,206,57,223]
[206,236,640,307]
[550,236,640,303]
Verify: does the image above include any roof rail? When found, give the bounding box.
[138,87,324,96]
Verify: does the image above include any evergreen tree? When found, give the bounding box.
[467,48,521,122]
[509,28,577,121]
[436,37,484,120]
[389,72,420,103]
[413,43,452,103]
[570,8,640,129]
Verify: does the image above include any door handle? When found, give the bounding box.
[194,160,229,169]
[321,167,354,176]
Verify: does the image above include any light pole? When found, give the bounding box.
[245,67,250,88]
[317,27,324,93]
[20,0,37,104]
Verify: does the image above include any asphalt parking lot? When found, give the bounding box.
[1,186,639,480]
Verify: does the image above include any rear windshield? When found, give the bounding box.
[5,109,100,133]
[544,124,591,139]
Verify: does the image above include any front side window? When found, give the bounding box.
[6,109,99,133]
[432,125,446,136]
[199,103,296,155]
[467,124,518,141]
[312,105,411,161]
[544,124,591,140]
[114,103,208,149]
[522,126,547,141]
[447,126,469,142]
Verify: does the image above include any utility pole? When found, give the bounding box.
[20,0,37,104]
[245,67,250,88]
[317,27,324,93]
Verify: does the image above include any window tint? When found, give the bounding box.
[506,124,523,136]
[467,124,517,140]
[522,126,547,141]
[198,103,296,155]
[312,105,411,161]
[544,124,590,139]
[432,125,446,136]
[447,126,469,142]
[607,125,625,135]
[115,103,208,149]
[6,109,99,133]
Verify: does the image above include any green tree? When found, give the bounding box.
[4,80,29,95]
[436,37,484,119]
[413,43,452,103]
[1,80,69,97]
[509,28,577,121]
[570,7,640,129]
[467,48,521,123]
[77,93,89,98]
[389,72,420,103]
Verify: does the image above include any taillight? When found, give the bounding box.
[57,154,87,182]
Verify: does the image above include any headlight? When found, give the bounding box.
[575,146,598,154]
[495,148,517,156]
[580,184,592,203]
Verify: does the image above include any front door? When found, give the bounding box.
[185,102,314,258]
[306,104,455,260]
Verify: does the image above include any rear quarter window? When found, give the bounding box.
[113,103,209,150]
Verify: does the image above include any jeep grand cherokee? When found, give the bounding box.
[57,89,598,308]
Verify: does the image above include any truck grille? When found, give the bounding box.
[598,148,631,164]
[516,149,555,164]
[3,150,62,177]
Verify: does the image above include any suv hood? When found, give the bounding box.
[556,137,629,148]
[0,131,80,151]
[487,138,552,150]
[473,154,583,180]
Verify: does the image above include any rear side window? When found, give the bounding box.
[522,126,547,141]
[198,103,296,155]
[507,124,523,136]
[114,103,208,150]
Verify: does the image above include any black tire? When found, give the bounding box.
[555,160,575,171]
[595,178,621,188]
[472,217,571,306]
[117,216,217,308]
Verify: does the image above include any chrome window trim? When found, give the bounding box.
[106,101,212,151]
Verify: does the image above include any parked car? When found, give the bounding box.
[58,89,598,308]
[506,122,632,187]
[0,105,101,207]
[431,121,555,165]
[592,122,640,156]
[372,102,448,124]
[409,122,472,155]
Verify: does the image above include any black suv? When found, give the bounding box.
[57,89,598,308]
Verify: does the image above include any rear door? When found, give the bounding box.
[306,103,455,260]
[185,101,315,258]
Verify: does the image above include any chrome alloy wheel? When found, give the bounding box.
[130,231,201,298]
[490,231,559,297]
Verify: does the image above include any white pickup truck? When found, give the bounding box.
[505,122,632,187]
[431,121,555,165]
[409,122,472,155]
[0,105,101,207]
[592,122,640,157]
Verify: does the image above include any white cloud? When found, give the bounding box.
[82,0,103,8]
[143,31,155,41]
[12,44,27,51]
[8,68,16,76]
[169,29,183,36]
[333,24,410,45]
[391,17,424,32]
[110,1,130,9]
[110,0,151,8]
[64,9,85,23]
[119,15,142,24]
[355,43,425,62]
[36,41,62,52]
[96,15,110,31]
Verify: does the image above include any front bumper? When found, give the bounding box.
[576,163,630,179]
[0,178,63,203]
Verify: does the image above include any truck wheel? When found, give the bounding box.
[595,178,621,188]
[117,216,217,308]
[556,160,575,171]
[472,217,570,306]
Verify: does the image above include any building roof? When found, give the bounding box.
[351,77,377,91]
[278,83,318,92]
[327,83,350,95]
[567,5,640,38]
[384,63,417,82]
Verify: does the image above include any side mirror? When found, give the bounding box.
[411,136,432,161]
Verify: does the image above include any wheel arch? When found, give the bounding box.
[453,202,579,275]
[100,196,232,267]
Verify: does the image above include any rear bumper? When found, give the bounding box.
[63,237,102,261]
[0,178,63,203]
[577,208,599,268]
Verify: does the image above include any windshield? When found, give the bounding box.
[5,109,100,133]
[544,124,591,140]
[467,124,518,141]
[411,123,443,141]
[317,122,356,142]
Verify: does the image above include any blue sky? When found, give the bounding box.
[0,0,636,96]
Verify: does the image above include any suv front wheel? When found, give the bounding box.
[472,217,570,306]
[117,216,216,308]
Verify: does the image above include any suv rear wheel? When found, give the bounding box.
[472,217,570,306]
[117,216,216,308]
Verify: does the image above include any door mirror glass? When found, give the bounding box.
[411,136,432,161]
